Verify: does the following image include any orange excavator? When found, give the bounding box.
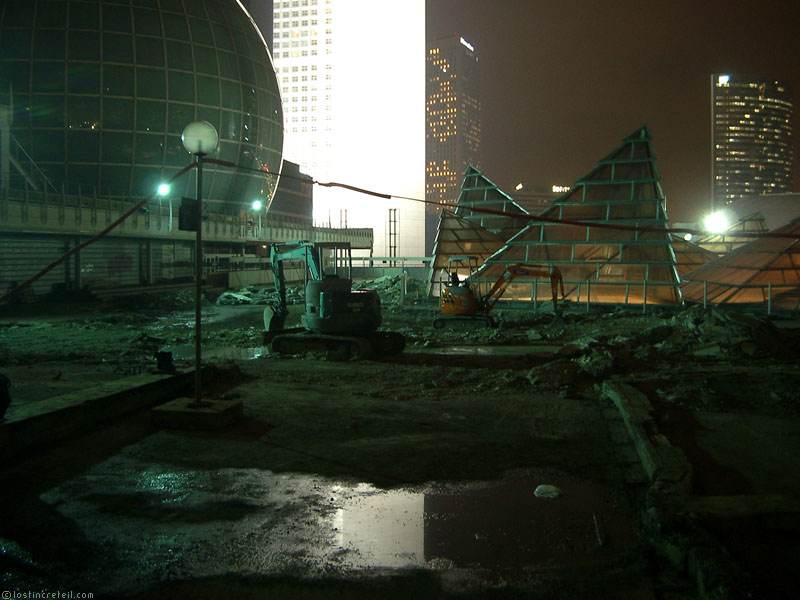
[433,255,565,328]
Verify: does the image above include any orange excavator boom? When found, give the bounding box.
[478,264,564,314]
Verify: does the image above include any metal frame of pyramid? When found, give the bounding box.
[681,221,800,309]
[427,167,532,295]
[471,127,682,306]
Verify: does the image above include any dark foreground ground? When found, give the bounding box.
[1,290,799,599]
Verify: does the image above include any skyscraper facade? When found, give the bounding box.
[272,0,425,258]
[711,74,793,209]
[425,34,481,254]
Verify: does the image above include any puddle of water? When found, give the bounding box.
[162,344,267,361]
[40,458,639,594]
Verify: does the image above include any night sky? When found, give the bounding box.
[426,0,800,223]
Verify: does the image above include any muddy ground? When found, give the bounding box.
[1,285,799,598]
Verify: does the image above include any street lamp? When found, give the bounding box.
[181,121,218,408]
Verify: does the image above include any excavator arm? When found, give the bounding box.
[478,264,564,314]
[267,240,323,330]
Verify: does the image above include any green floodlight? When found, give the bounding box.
[157,183,170,196]
[251,199,263,211]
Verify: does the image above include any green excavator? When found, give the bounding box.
[263,240,405,359]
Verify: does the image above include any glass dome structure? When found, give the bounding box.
[0,0,283,205]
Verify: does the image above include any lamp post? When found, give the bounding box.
[181,121,218,408]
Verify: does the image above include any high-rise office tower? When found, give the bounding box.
[711,74,793,210]
[272,0,425,258]
[425,34,481,254]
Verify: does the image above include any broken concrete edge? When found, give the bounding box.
[0,367,212,461]
[602,380,761,599]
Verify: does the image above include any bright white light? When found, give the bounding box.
[251,199,263,211]
[718,74,730,85]
[515,183,523,191]
[552,185,571,193]
[181,121,218,155]
[459,36,474,52]
[279,1,425,258]
[157,183,170,196]
[703,211,729,233]
[683,233,693,241]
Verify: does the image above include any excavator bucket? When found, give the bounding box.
[263,305,286,333]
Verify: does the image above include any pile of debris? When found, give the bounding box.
[215,286,304,306]
[217,275,425,307]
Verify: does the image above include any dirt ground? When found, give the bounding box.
[1,286,799,598]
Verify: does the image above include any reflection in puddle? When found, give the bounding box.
[163,344,267,360]
[332,476,636,570]
[43,459,639,595]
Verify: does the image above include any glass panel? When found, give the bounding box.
[135,36,165,66]
[136,67,166,99]
[103,64,134,96]
[69,1,100,30]
[132,166,163,195]
[217,51,239,79]
[614,161,654,181]
[585,183,631,203]
[217,140,238,162]
[632,182,658,200]
[67,63,99,94]
[100,165,132,194]
[167,102,195,134]
[189,18,214,45]
[68,31,100,61]
[1,29,32,60]
[632,142,650,158]
[67,164,99,189]
[67,130,100,162]
[196,106,219,128]
[212,24,234,51]
[36,1,67,28]
[103,33,134,63]
[103,97,134,130]
[136,100,166,132]
[160,0,185,13]
[196,75,219,105]
[133,10,163,36]
[162,13,190,40]
[168,71,194,102]
[165,41,194,70]
[193,45,218,75]
[67,96,100,129]
[164,135,189,166]
[30,95,65,128]
[204,0,227,24]
[102,132,134,163]
[220,80,241,110]
[135,133,165,165]
[584,164,613,181]
[183,0,207,18]
[33,30,65,60]
[32,129,65,162]
[238,56,255,84]
[219,110,240,140]
[102,4,132,33]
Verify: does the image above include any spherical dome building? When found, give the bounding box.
[0,0,283,205]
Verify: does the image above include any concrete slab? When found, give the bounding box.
[151,397,244,430]
[0,370,201,460]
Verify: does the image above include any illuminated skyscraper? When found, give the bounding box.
[425,34,481,254]
[272,0,425,258]
[711,74,793,209]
